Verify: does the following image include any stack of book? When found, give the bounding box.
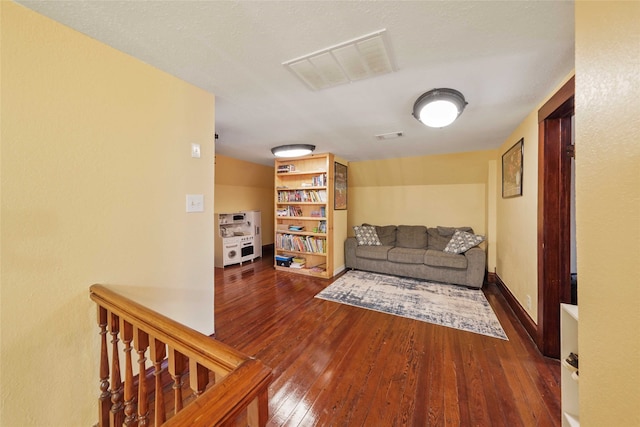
[290,257,306,269]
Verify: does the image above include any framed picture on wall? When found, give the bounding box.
[502,138,524,198]
[334,162,347,210]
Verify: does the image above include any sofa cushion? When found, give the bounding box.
[427,226,473,251]
[424,249,468,269]
[388,247,427,264]
[443,230,485,254]
[355,245,393,261]
[353,225,382,246]
[374,225,397,246]
[396,225,428,249]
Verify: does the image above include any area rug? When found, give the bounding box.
[315,270,508,340]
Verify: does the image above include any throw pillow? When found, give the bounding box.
[353,225,382,246]
[443,230,485,254]
[437,225,473,236]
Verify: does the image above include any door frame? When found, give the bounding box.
[536,76,575,358]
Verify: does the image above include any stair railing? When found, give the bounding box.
[90,284,272,426]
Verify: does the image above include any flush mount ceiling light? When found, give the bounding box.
[412,88,468,128]
[271,144,316,158]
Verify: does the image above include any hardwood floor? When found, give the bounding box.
[213,253,561,426]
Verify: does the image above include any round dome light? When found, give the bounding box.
[412,88,468,128]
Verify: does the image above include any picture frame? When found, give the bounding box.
[502,138,524,198]
[334,162,347,210]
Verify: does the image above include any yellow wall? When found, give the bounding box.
[495,109,541,321]
[495,73,574,323]
[348,151,495,237]
[214,154,274,245]
[1,3,215,426]
[575,2,640,424]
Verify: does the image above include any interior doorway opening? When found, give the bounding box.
[537,76,575,358]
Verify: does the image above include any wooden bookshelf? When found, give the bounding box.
[274,153,335,278]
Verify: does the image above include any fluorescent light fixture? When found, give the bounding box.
[412,88,468,128]
[271,144,316,158]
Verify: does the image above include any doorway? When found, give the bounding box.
[537,76,575,358]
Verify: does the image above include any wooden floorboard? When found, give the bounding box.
[213,253,561,426]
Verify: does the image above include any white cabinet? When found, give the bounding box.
[561,303,579,426]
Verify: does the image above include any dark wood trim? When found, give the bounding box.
[538,76,575,122]
[536,76,575,358]
[494,274,538,343]
[486,272,497,285]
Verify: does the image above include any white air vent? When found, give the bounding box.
[283,29,395,91]
[375,131,404,141]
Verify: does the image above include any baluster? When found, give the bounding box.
[120,320,136,426]
[189,359,209,398]
[149,338,167,425]
[108,312,124,426]
[97,306,110,427]
[167,349,187,414]
[134,328,150,426]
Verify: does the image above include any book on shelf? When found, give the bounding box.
[278,189,327,203]
[290,257,306,269]
[310,264,326,273]
[312,174,327,187]
[276,234,327,253]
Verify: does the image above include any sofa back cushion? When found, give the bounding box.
[396,225,428,249]
[427,226,474,251]
[364,224,397,246]
[375,225,398,246]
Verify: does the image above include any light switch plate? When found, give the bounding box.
[191,143,201,158]
[186,194,204,212]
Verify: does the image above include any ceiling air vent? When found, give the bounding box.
[375,131,404,141]
[283,29,395,91]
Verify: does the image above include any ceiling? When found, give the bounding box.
[17,1,575,166]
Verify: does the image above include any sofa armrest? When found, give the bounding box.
[463,247,486,288]
[345,237,358,269]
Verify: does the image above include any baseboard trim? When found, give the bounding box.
[494,274,538,343]
[486,272,497,284]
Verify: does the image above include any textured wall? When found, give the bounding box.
[1,3,215,425]
[575,2,640,424]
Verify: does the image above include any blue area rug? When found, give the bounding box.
[315,270,508,340]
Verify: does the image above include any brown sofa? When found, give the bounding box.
[344,225,486,288]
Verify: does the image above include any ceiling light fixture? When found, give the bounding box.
[271,144,316,158]
[412,88,468,128]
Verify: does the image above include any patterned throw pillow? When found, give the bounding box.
[353,225,382,246]
[443,230,485,254]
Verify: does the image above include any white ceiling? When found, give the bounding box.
[17,1,575,166]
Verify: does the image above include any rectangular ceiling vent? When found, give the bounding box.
[375,131,404,141]
[283,29,395,91]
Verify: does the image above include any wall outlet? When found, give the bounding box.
[526,294,532,311]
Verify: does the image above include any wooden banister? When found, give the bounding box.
[90,284,272,427]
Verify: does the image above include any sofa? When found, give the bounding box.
[345,224,486,288]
